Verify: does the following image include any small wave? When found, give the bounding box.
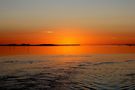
[126,73,135,77]
[1,60,44,64]
[125,60,135,62]
[93,61,117,65]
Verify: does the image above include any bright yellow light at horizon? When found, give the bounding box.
[50,27,82,44]
[56,37,79,44]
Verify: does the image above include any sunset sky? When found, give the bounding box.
[0,0,135,44]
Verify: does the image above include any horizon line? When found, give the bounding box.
[0,43,135,46]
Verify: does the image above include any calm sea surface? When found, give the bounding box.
[0,46,135,90]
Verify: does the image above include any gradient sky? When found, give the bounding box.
[0,0,135,44]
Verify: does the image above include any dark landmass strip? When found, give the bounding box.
[0,44,135,46]
[109,44,135,46]
[0,44,81,46]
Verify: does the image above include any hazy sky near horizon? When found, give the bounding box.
[0,0,135,44]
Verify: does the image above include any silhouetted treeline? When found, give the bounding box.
[0,44,81,46]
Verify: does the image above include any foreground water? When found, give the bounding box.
[0,46,135,90]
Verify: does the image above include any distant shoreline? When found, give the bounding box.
[0,44,81,46]
[0,44,135,46]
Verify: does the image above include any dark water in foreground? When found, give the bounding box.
[0,46,135,90]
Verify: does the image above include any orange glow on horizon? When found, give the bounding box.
[39,27,85,44]
[0,27,135,44]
